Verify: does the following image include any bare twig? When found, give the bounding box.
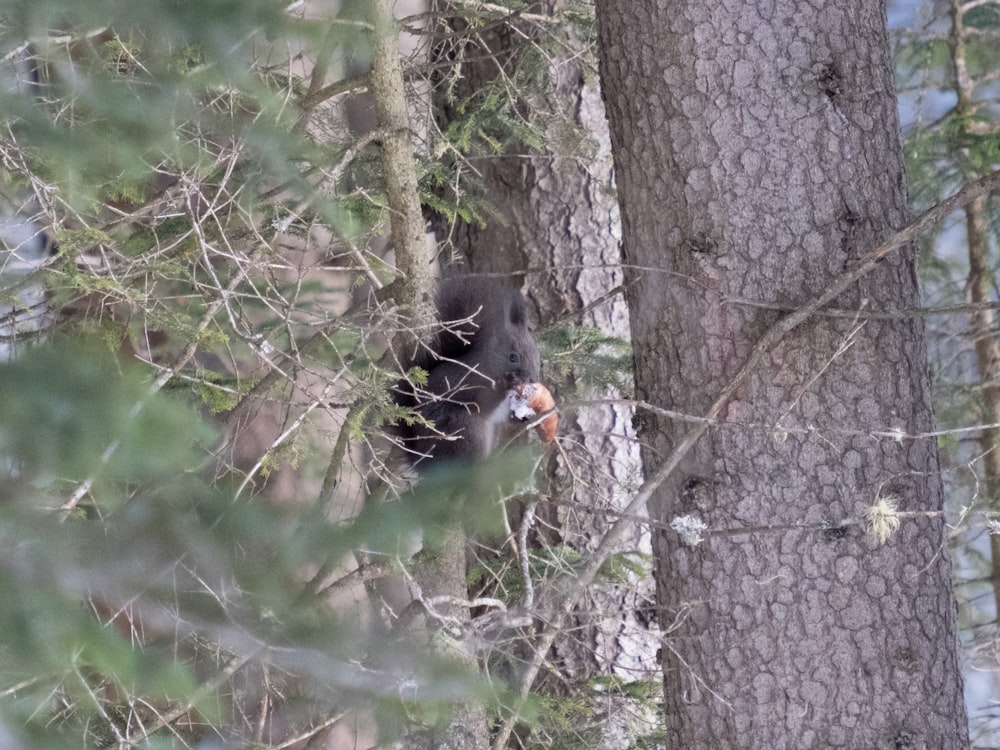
[113,651,259,749]
[59,227,255,518]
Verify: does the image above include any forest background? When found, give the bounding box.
[0,0,995,748]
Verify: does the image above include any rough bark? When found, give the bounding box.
[434,0,656,681]
[430,4,661,745]
[595,0,970,747]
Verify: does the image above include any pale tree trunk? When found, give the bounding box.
[596,0,969,747]
[963,194,1000,609]
[0,211,51,361]
[430,2,661,745]
[949,0,1000,612]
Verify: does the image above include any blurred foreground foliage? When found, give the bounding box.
[0,0,636,746]
[0,342,527,748]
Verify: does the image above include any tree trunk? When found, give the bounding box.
[948,0,1000,616]
[595,0,970,747]
[430,4,661,745]
[963,194,1000,612]
[369,2,490,747]
[433,0,657,682]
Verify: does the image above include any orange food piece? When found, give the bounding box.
[509,382,557,443]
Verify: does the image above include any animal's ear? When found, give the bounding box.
[505,287,528,328]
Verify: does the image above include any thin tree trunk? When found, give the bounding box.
[369,1,489,747]
[369,0,434,324]
[963,195,1000,610]
[596,0,969,746]
[949,0,1000,613]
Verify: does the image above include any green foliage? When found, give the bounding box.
[894,36,951,89]
[0,0,642,746]
[117,216,194,257]
[419,156,505,229]
[469,544,581,602]
[520,676,662,750]
[903,126,957,211]
[0,343,535,746]
[0,1,316,210]
[0,348,244,741]
[423,6,594,239]
[468,544,645,606]
[193,371,256,413]
[540,324,633,395]
[0,341,213,496]
[442,70,547,156]
[53,227,114,254]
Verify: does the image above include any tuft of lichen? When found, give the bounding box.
[864,495,901,545]
[670,514,708,546]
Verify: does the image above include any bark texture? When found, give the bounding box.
[430,3,660,745]
[370,0,435,326]
[434,0,656,683]
[595,0,970,747]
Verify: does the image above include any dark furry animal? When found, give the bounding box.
[393,277,541,468]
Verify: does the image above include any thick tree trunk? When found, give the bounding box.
[596,0,969,747]
[429,3,661,746]
[430,6,661,744]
